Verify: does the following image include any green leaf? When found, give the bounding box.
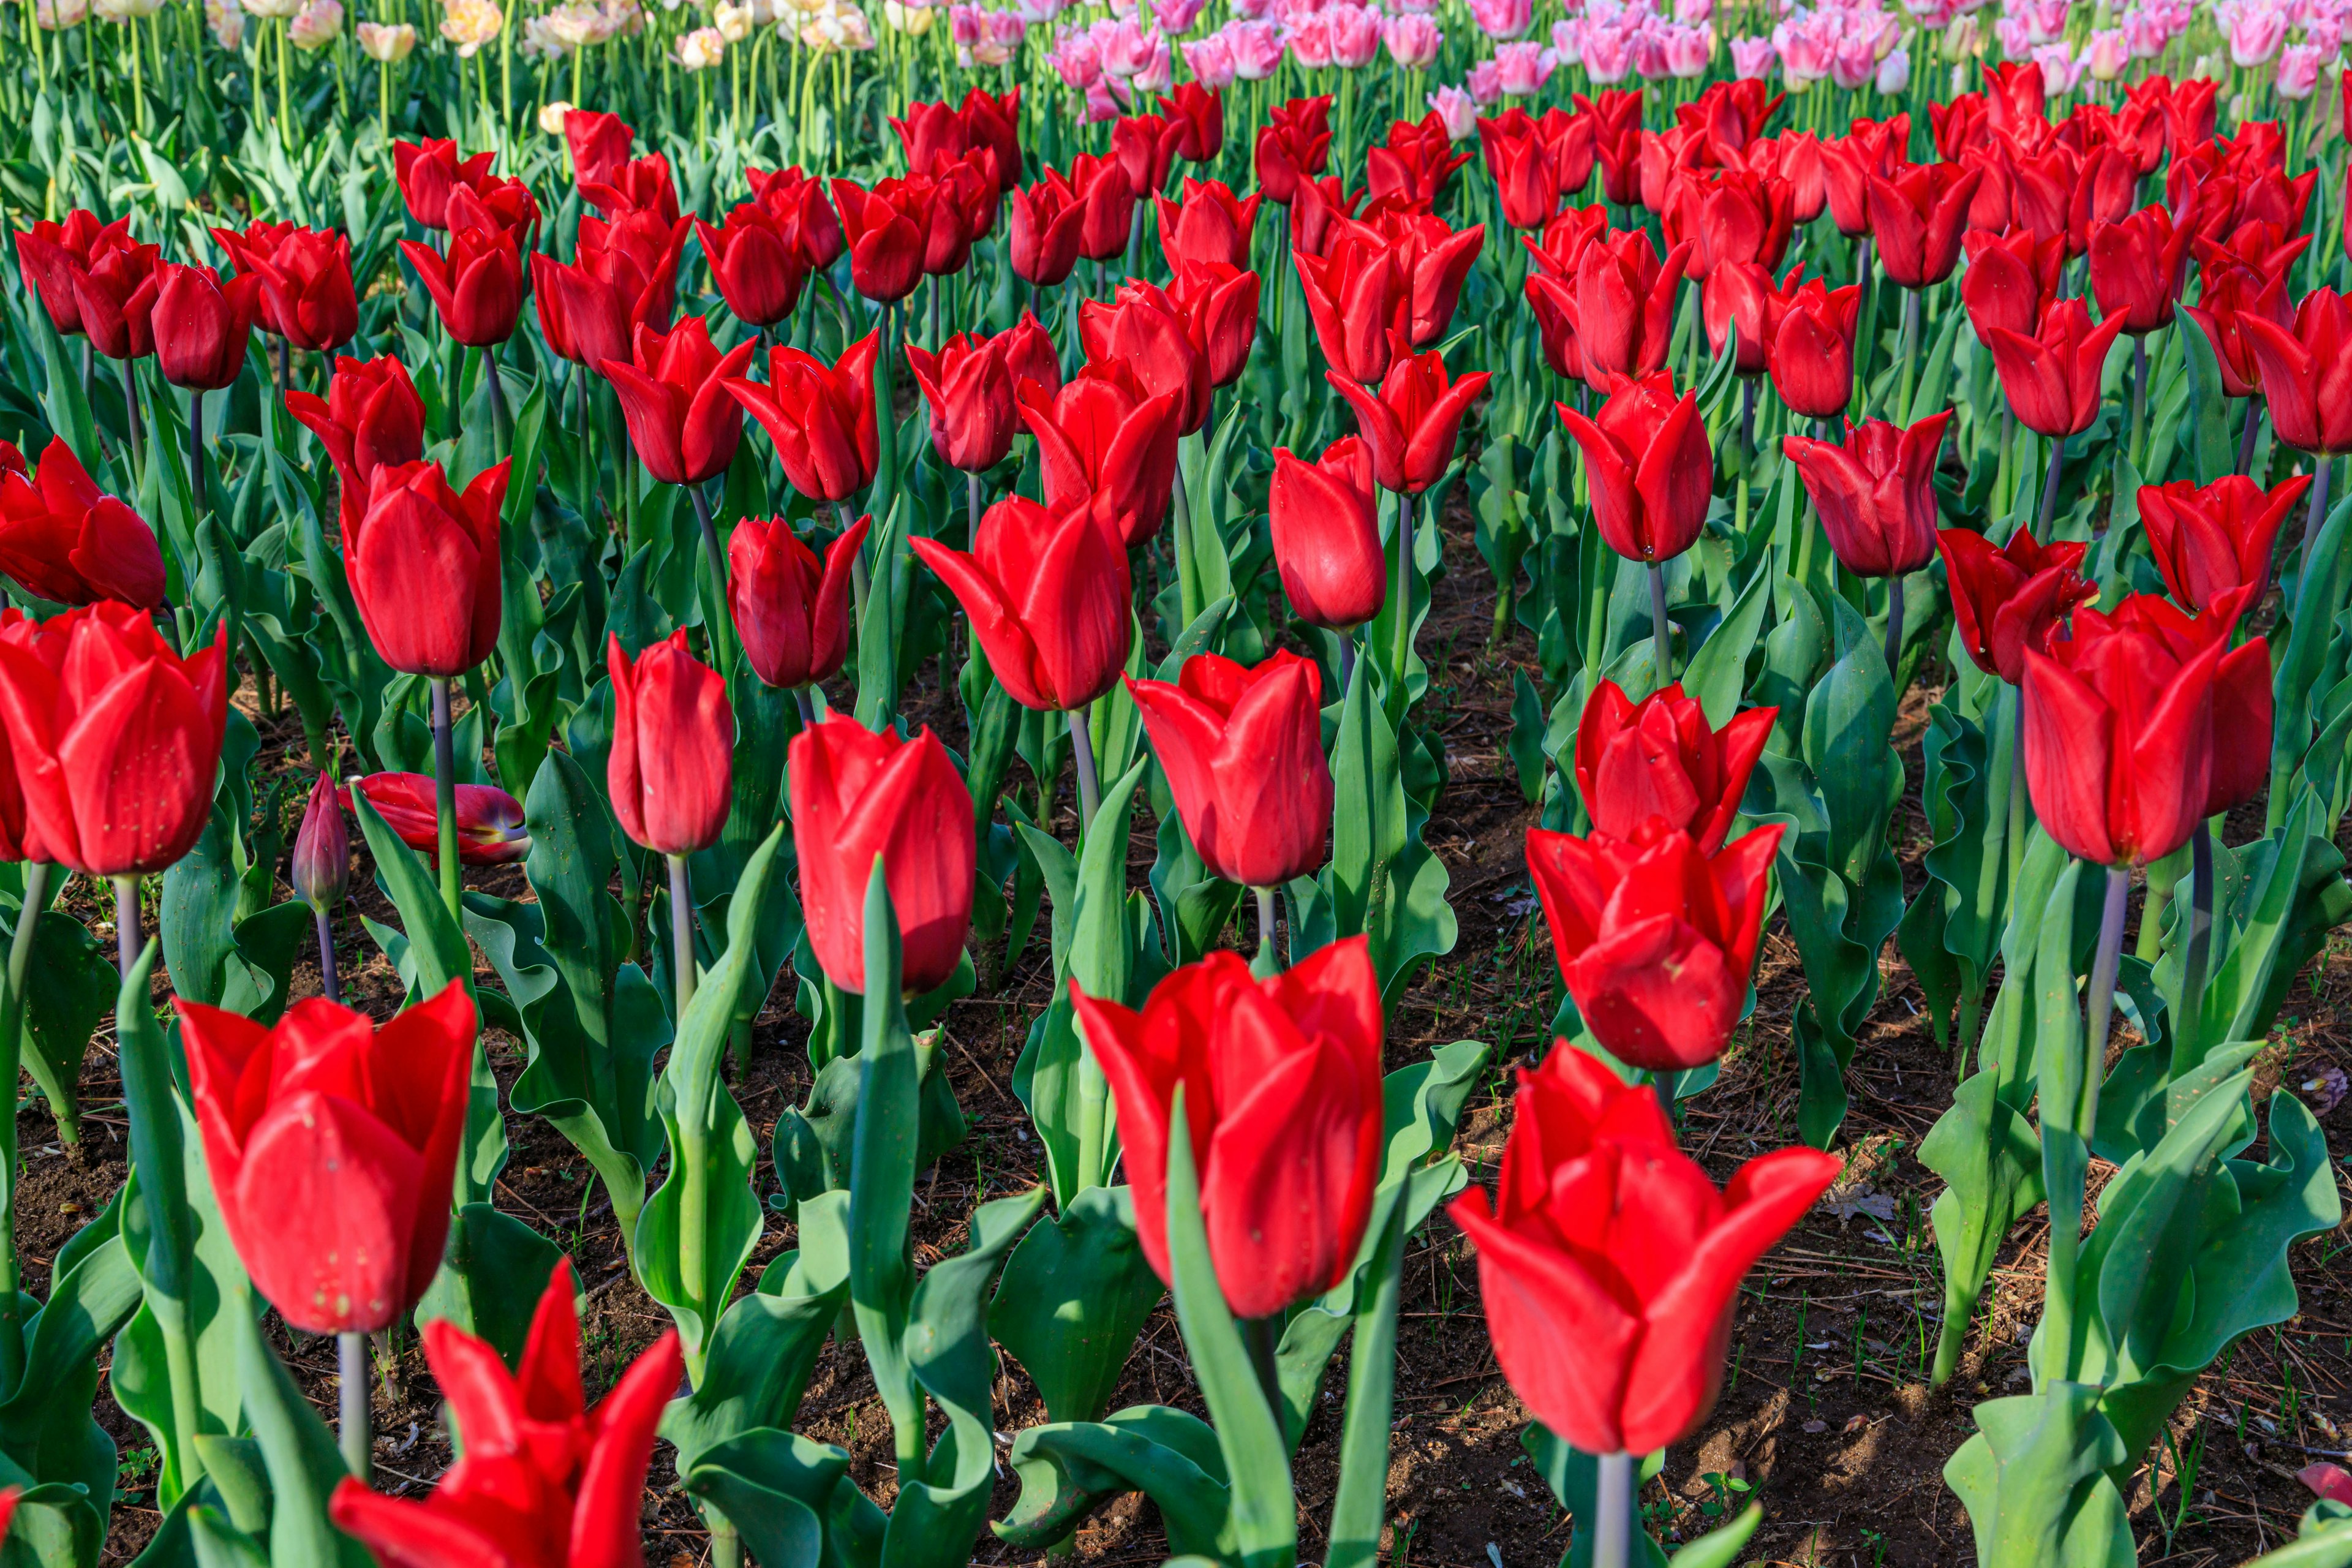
[1942,1385,2133,1568]
[347,790,470,1000]
[988,1185,1165,1425]
[230,1308,372,1568]
[410,1205,561,1366]
[993,1408,1232,1555]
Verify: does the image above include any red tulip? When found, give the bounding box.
[2022,591,2236,867]
[1766,273,1862,420]
[1356,206,1485,350]
[290,771,349,912]
[444,174,543,255]
[582,152,681,227]
[1699,261,1776,375]
[2181,259,2294,399]
[330,1260,682,1560]
[892,99,974,177]
[1369,113,1473,206]
[2138,473,2309,614]
[1289,174,1363,260]
[1128,651,1331,889]
[150,263,262,391]
[66,227,160,362]
[960,86,1024,195]
[1482,115,1564,231]
[998,309,1061,402]
[0,437,167,608]
[533,209,687,373]
[905,331,1018,473]
[1017,362,1183,548]
[393,138,498,230]
[727,331,881,505]
[564,108,636,189]
[1254,96,1334,205]
[606,630,734,857]
[603,317,759,488]
[1070,153,1140,262]
[1960,227,2065,344]
[1937,522,2095,682]
[1268,437,1385,631]
[1816,117,1907,238]
[1673,167,1795,280]
[15,210,121,336]
[828,178,927,304]
[181,981,473,1334]
[1984,297,2127,439]
[2087,206,2192,335]
[1983,61,2047,141]
[1156,178,1262,271]
[1159,83,1224,164]
[0,602,227,877]
[1069,936,1384,1321]
[1008,176,1087,287]
[1578,89,1645,208]
[1297,229,1407,385]
[696,203,809,330]
[1080,279,1211,435]
[2165,77,2218,157]
[1757,130,1826,224]
[2085,590,2270,818]
[1931,94,1991,162]
[401,221,524,349]
[1330,345,1493,496]
[1168,260,1261,390]
[1539,106,1601,198]
[285,355,427,531]
[1449,1044,1840,1454]
[748,165,846,270]
[933,151,998,258]
[1573,679,1776,856]
[2241,287,2352,453]
[788,715,976,995]
[1782,411,1952,578]
[1867,162,1983,288]
[2065,143,2143,258]
[214,223,358,353]
[349,459,510,679]
[341,772,531,865]
[1558,371,1711,562]
[912,496,1131,712]
[1522,203,1612,281]
[1115,113,1188,202]
[729,513,869,690]
[1544,227,1689,393]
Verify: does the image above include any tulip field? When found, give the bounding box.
[15,0,2352,1562]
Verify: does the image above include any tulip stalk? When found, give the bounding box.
[0,861,48,1395]
[2037,438,2066,538]
[430,679,463,924]
[2079,865,2130,1142]
[339,1330,370,1481]
[687,487,736,680]
[1593,1450,1634,1568]
[1066,707,1102,834]
[1646,559,1671,680]
[2176,823,2217,1076]
[1253,886,1281,977]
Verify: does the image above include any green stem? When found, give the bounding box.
[688,485,736,680]
[1066,706,1101,837]
[1252,886,1280,978]
[339,1331,370,1480]
[2080,865,2130,1142]
[431,677,462,924]
[0,861,48,1395]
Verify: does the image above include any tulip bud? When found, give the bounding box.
[291,771,350,912]
[1126,651,1333,890]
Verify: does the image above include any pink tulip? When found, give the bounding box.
[1730,34,1774,75]
[1227,18,1284,74]
[1327,1,1382,66]
[1385,13,1442,65]
[1183,31,1238,83]
[1427,83,1479,138]
[1662,21,1712,75]
[1496,38,1559,91]
[1469,0,1530,39]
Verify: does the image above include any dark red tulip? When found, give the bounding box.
[393,138,497,230]
[1678,167,1796,280]
[1080,279,1210,435]
[2138,473,2310,614]
[790,715,976,995]
[1368,113,1473,207]
[960,86,1023,195]
[2087,590,2270,818]
[828,178,927,304]
[1254,96,1334,206]
[582,153,681,227]
[15,210,121,336]
[2181,258,2293,399]
[999,309,1060,402]
[905,331,1018,473]
[1782,411,1953,578]
[696,203,809,329]
[1984,297,2127,439]
[1339,208,1482,355]
[1931,93,1991,161]
[1160,83,1225,164]
[1114,113,1188,202]
[1169,260,1261,390]
[1960,227,2065,344]
[1767,273,1862,421]
[1480,113,1563,232]
[1542,227,1689,393]
[2087,206,2192,336]
[748,165,846,270]
[401,220,523,348]
[210,222,345,352]
[67,228,161,363]
[1297,229,1406,385]
[1008,176,1087,287]
[728,332,881,505]
[1983,61,2047,141]
[1641,126,1710,221]
[607,629,733,857]
[1071,153,1140,262]
[341,772,530,865]
[1329,345,1492,496]
[910,496,1131,712]
[291,771,349,913]
[349,459,510,678]
[1156,177,1262,271]
[1868,162,1983,288]
[1574,679,1775,856]
[1937,522,2095,682]
[533,209,687,373]
[150,262,262,390]
[286,355,427,530]
[1289,174,1363,259]
[1523,203,1611,280]
[2165,77,2218,157]
[603,317,760,488]
[1069,937,1385,1321]
[1817,118,1907,239]
[1558,371,1711,561]
[2065,143,2143,258]
[1578,89,1645,207]
[1269,436,1384,631]
[0,437,168,608]
[891,99,974,178]
[564,108,636,189]
[1700,260,1776,375]
[729,513,869,690]
[1128,650,1330,889]
[937,149,1001,251]
[2241,287,2352,453]
[1018,361,1182,548]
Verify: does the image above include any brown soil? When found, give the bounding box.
[24,493,2349,1568]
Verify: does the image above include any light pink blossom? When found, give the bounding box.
[2277,37,2326,93]
[1496,36,1561,86]
[1729,31,1776,72]
[1467,56,1504,98]
[1469,0,1531,37]
[1326,0,1381,63]
[1183,28,1237,78]
[1225,17,1283,70]
[1427,81,1479,135]
[1385,10,1442,62]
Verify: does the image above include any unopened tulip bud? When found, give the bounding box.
[291,771,350,912]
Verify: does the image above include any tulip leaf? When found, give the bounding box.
[2175,310,2239,488]
[2241,1504,2352,1568]
[1681,545,1772,731]
[854,496,910,730]
[347,788,472,1002]
[993,1406,1232,1556]
[1,905,115,1150]
[988,1184,1165,1426]
[2271,486,2352,829]
[29,296,104,483]
[1897,685,2007,1054]
[410,1204,562,1369]
[1942,1384,2132,1568]
[681,1428,846,1568]
[228,1305,374,1568]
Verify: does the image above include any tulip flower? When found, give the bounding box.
[1018,363,1183,548]
[1168,260,1261,390]
[1959,228,2065,344]
[533,209,688,375]
[1817,118,1906,238]
[1297,230,1408,385]
[1128,651,1332,891]
[788,715,976,995]
[999,311,1061,402]
[149,262,262,390]
[2084,591,2269,818]
[1573,680,1776,856]
[349,459,510,679]
[2138,473,2309,614]
[393,138,499,230]
[1522,203,1611,281]
[929,153,995,266]
[1289,175,1363,260]
[1766,273,1861,420]
[606,630,734,858]
[582,152,682,227]
[1449,1044,1840,1454]
[0,603,226,878]
[2066,144,2143,258]
[564,108,636,189]
[0,437,168,608]
[1268,436,1385,631]
[1156,178,1262,271]
[1699,261,1776,375]
[696,203,809,330]
[828,178,927,304]
[894,98,976,179]
[1069,935,1385,1321]
[214,223,358,353]
[1558,371,1711,562]
[1937,523,2095,684]
[2241,287,2352,453]
[1159,82,1224,164]
[285,355,427,530]
[1673,167,1795,280]
[67,230,161,363]
[1525,818,1784,1072]
[1866,162,1982,288]
[1551,227,1690,391]
[1008,176,1087,287]
[1984,298,2128,439]
[1254,95,1333,205]
[1928,94,1989,162]
[1329,344,1493,496]
[960,85,1025,194]
[400,219,524,348]
[911,496,1132,712]
[2087,206,2192,334]
[1080,279,1212,436]
[727,331,882,505]
[1071,153,1141,263]
[1782,410,1952,578]
[1357,207,1485,350]
[15,210,123,336]
[748,165,847,271]
[330,1261,682,1561]
[905,332,1017,473]
[181,981,474,1335]
[1482,114,1563,230]
[340,772,531,865]
[1114,113,1188,203]
[602,317,758,489]
[729,513,869,692]
[1578,89,1645,208]
[2022,594,2230,867]
[2183,259,2296,401]
[1368,113,1474,206]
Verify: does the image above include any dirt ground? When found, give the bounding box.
[18,494,2351,1568]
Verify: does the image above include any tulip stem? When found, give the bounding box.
[1253,886,1280,977]
[2080,864,2130,1141]
[2237,398,2264,478]
[2128,334,2149,474]
[669,854,697,1021]
[338,1330,370,1482]
[1240,1313,1284,1421]
[795,685,818,728]
[120,358,144,496]
[431,679,463,925]
[1593,1449,1634,1568]
[1894,287,1920,425]
[2005,697,2029,915]
[1646,558,1671,681]
[315,905,340,1005]
[1882,573,1905,677]
[1992,408,2015,523]
[1066,707,1101,837]
[480,347,512,453]
[113,876,141,990]
[2296,452,2335,576]
[188,391,207,522]
[2037,439,2066,539]
[0,861,50,1394]
[2176,821,2215,1078]
[688,486,736,680]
